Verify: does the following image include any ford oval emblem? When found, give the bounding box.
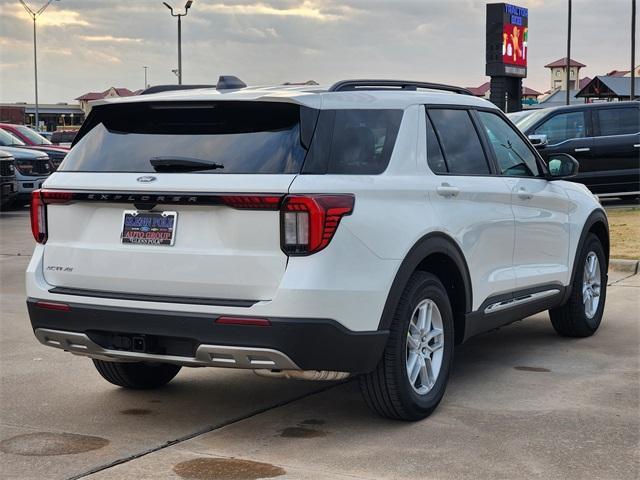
[137,176,157,183]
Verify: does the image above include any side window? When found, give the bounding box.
[425,113,447,173]
[477,111,541,177]
[596,108,639,136]
[533,111,586,145]
[302,109,403,175]
[327,109,403,174]
[427,109,490,175]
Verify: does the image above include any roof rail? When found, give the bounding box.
[328,79,473,96]
[140,84,215,95]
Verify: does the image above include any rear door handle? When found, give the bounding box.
[517,187,532,200]
[436,183,460,198]
[574,147,590,152]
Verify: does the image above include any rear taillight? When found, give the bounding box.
[220,195,282,210]
[30,190,46,243]
[30,189,75,244]
[280,195,354,256]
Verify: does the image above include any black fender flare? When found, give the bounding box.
[561,208,609,305]
[377,232,472,330]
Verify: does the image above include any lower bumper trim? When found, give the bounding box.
[34,328,300,370]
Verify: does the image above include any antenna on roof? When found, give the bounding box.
[216,75,247,90]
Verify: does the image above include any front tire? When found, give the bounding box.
[93,360,181,389]
[359,272,454,421]
[549,233,607,337]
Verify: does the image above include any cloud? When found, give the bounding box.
[3,3,89,27]
[79,35,143,43]
[0,0,635,105]
[198,1,351,21]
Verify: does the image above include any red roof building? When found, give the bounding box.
[544,58,586,91]
[544,57,587,68]
[76,87,136,114]
[466,82,542,105]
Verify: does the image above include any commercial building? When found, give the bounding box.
[0,103,84,132]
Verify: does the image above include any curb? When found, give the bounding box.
[609,259,639,274]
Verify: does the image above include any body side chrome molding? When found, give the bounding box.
[484,288,561,314]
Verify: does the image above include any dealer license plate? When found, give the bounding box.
[121,210,177,246]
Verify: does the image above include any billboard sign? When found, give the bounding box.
[487,3,528,77]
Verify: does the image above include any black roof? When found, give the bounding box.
[534,100,639,114]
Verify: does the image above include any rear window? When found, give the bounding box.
[61,102,308,174]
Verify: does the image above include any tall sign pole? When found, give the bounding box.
[486,3,529,112]
[566,0,572,105]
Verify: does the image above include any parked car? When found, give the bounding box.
[0,127,67,169]
[27,78,608,421]
[50,130,77,147]
[35,131,54,141]
[0,149,18,209]
[508,101,640,197]
[0,146,52,206]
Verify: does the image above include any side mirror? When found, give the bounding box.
[528,134,548,148]
[546,153,579,179]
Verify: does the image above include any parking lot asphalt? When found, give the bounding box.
[1,208,639,480]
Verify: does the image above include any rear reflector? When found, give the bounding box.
[215,316,271,327]
[280,194,355,256]
[35,301,71,311]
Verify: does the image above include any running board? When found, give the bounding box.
[484,289,561,314]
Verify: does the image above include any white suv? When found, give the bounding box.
[26,78,609,421]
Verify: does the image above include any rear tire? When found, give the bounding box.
[549,233,607,337]
[93,360,181,389]
[359,272,454,421]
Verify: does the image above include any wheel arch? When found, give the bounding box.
[378,232,472,345]
[562,208,609,304]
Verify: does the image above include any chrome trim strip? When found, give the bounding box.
[47,287,258,308]
[34,328,300,370]
[596,191,640,198]
[484,289,560,314]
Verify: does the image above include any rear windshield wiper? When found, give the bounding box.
[149,156,224,172]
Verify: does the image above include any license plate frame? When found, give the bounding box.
[121,210,177,246]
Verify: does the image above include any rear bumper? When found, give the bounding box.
[27,298,388,373]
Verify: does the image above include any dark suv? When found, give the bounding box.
[0,150,17,209]
[509,101,639,197]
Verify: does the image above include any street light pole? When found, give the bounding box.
[163,1,193,85]
[143,66,149,89]
[566,0,572,106]
[178,14,182,84]
[19,0,59,130]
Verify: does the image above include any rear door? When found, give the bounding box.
[42,100,309,302]
[476,110,571,290]
[589,104,640,195]
[424,107,516,308]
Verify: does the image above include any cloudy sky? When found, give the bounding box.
[0,0,636,104]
